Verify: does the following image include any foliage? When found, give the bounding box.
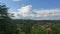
[0,3,17,34]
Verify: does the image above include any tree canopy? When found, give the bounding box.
[0,3,17,34]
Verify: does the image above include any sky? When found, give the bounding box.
[0,0,60,20]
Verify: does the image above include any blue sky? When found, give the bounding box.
[0,0,21,12]
[0,0,60,20]
[0,0,60,10]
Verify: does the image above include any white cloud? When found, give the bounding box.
[10,5,60,20]
[32,9,60,20]
[12,0,21,1]
[18,5,32,17]
[8,11,21,19]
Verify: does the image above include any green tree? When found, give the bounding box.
[0,3,16,34]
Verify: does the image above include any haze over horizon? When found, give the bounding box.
[0,0,60,20]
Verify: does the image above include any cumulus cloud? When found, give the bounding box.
[17,5,60,20]
[10,5,60,20]
[18,5,32,14]
[32,9,60,20]
[17,5,32,18]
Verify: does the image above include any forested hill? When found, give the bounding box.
[13,19,60,25]
[14,19,60,23]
